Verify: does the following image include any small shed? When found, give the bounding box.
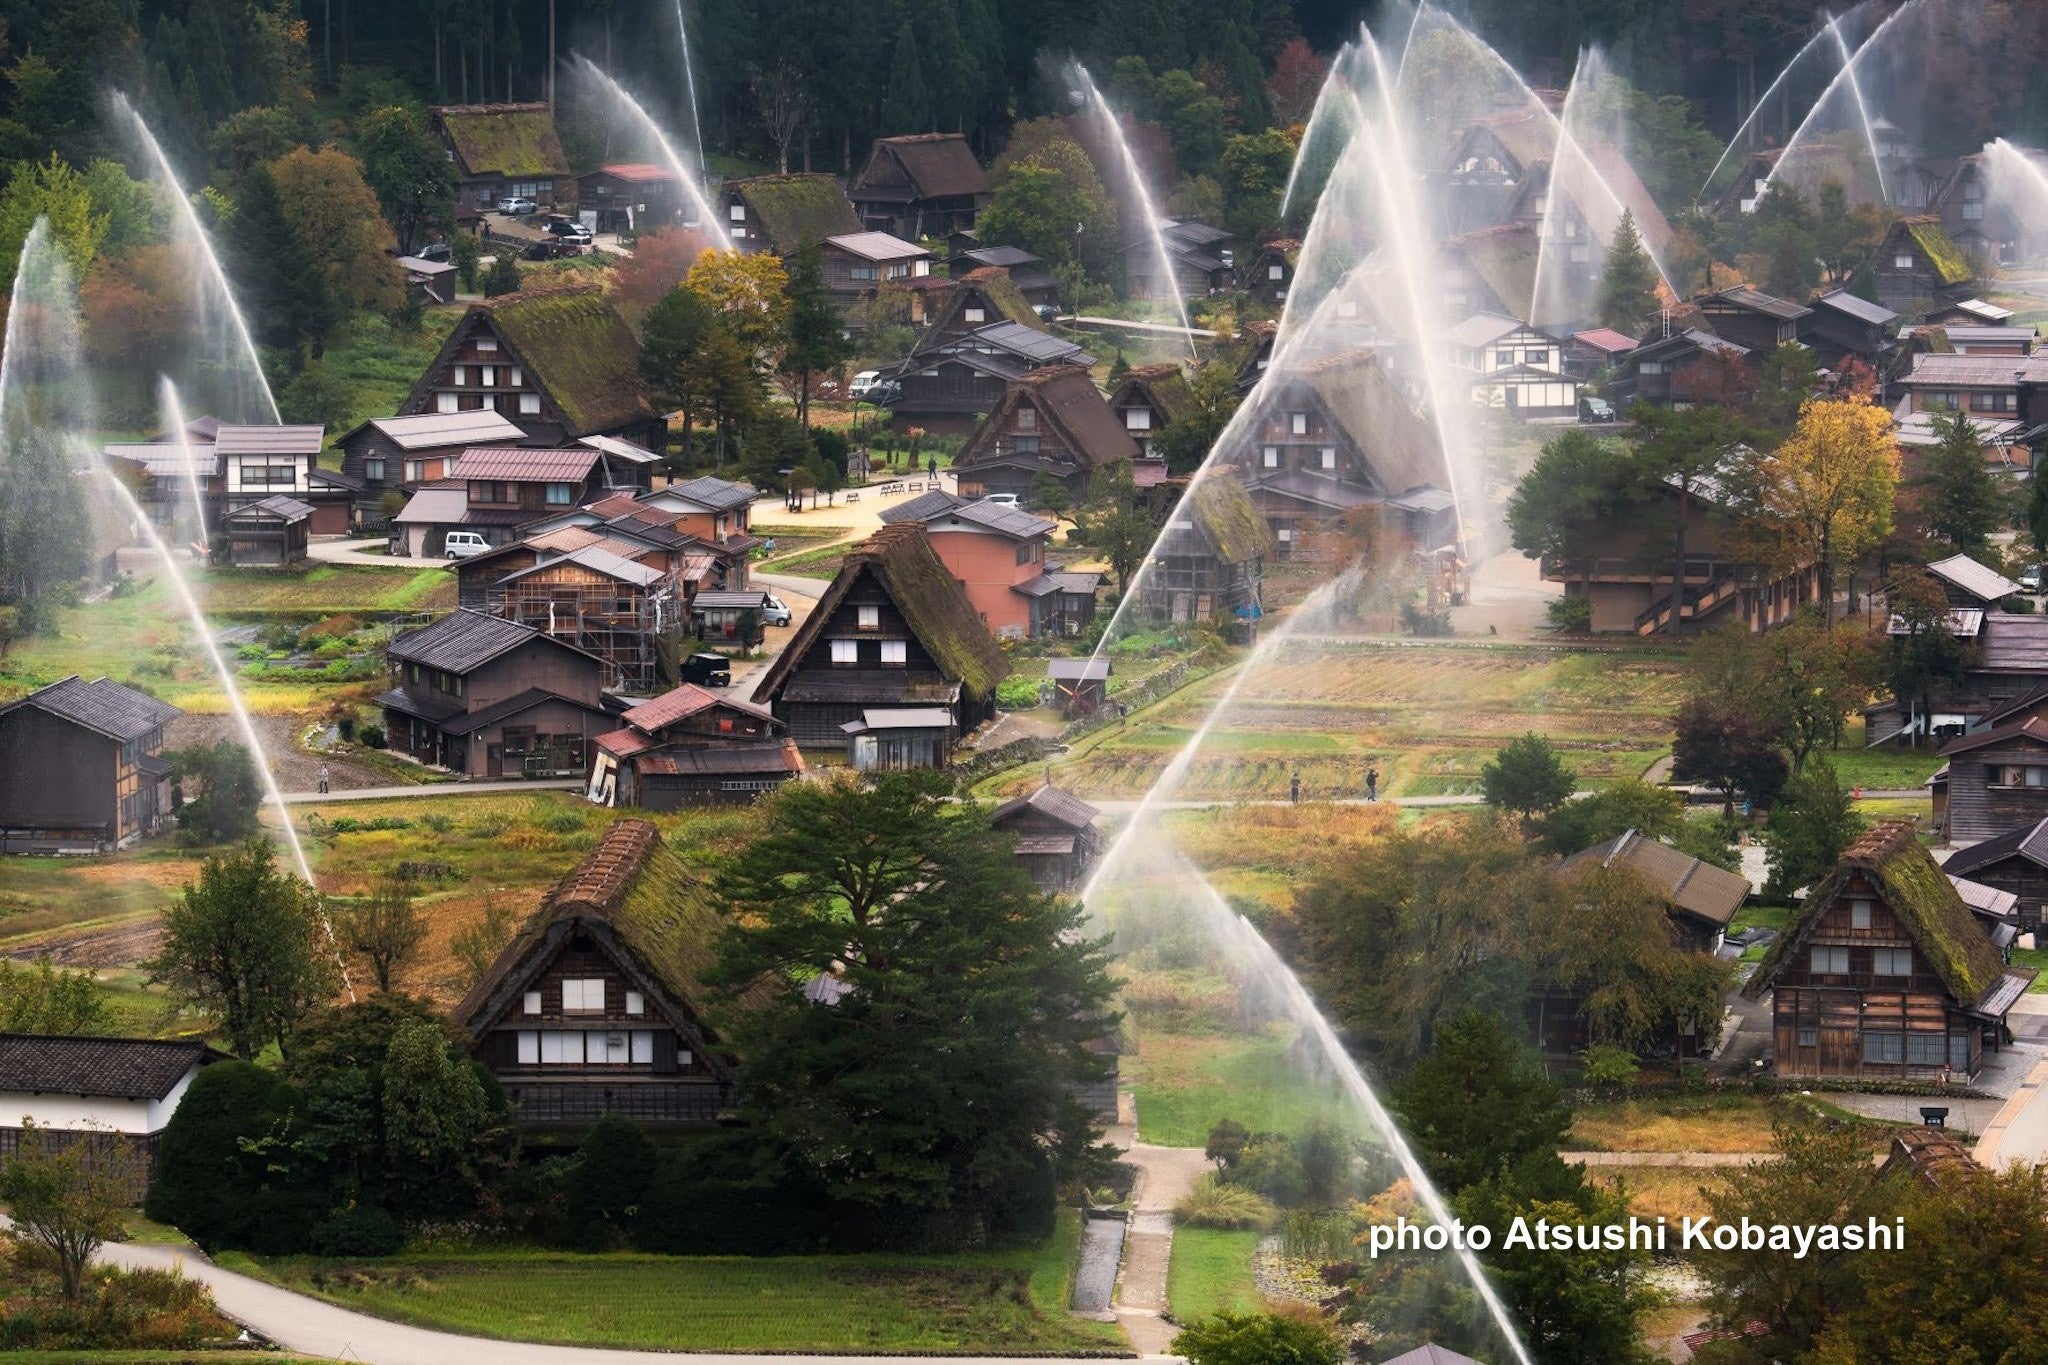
[222,495,313,566]
[1047,658,1112,715]
[990,784,1101,890]
[397,255,458,305]
[691,589,776,643]
[842,707,955,771]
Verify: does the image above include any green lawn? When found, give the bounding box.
[234,1212,1127,1354]
[1125,1024,1340,1147]
[313,311,463,438]
[1823,726,1943,793]
[1167,1227,1262,1322]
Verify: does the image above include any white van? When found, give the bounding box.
[981,493,1020,507]
[443,531,492,560]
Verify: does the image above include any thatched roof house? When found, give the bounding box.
[954,367,1139,503]
[720,174,862,257]
[431,103,571,217]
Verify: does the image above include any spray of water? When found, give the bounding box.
[672,0,708,177]
[1070,63,1199,361]
[107,93,280,424]
[159,375,210,549]
[1761,0,1925,202]
[1985,138,2048,263]
[1696,5,1873,201]
[1823,11,1889,204]
[571,56,733,251]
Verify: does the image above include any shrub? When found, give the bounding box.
[1226,1138,1307,1207]
[1580,1042,1641,1086]
[633,1136,828,1255]
[418,812,453,834]
[1546,593,1593,631]
[307,1204,404,1256]
[358,725,385,748]
[1400,601,1453,636]
[996,675,1043,709]
[565,1115,659,1246]
[1171,1309,1346,1365]
[146,1061,309,1252]
[1174,1172,1278,1231]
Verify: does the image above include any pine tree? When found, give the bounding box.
[776,245,853,429]
[1595,208,1659,333]
[879,21,928,134]
[1922,408,2003,556]
[0,427,90,633]
[226,166,340,355]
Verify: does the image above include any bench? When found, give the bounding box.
[844,491,860,502]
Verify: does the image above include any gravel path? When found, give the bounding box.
[166,713,393,794]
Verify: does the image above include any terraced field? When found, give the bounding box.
[1013,639,1686,801]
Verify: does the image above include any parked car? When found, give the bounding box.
[2023,565,2044,593]
[981,493,1019,507]
[1578,395,1615,423]
[849,370,883,399]
[497,197,537,215]
[415,240,452,263]
[545,218,593,244]
[679,653,732,688]
[761,595,793,628]
[443,531,492,560]
[1033,303,1060,322]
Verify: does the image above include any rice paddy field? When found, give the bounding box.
[999,640,1687,802]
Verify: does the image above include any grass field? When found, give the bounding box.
[237,1212,1126,1354]
[1585,1166,1716,1222]
[1823,721,1944,792]
[1166,1227,1263,1323]
[1012,641,1685,802]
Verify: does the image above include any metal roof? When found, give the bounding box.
[227,495,314,522]
[1569,326,1639,352]
[1951,298,2016,324]
[1928,553,2020,602]
[358,411,525,451]
[877,490,967,525]
[1938,714,2048,757]
[440,687,610,736]
[213,423,324,456]
[1559,829,1751,928]
[450,446,602,482]
[1901,353,2048,386]
[1703,286,1812,321]
[0,1034,220,1101]
[825,230,928,261]
[968,320,1084,363]
[0,675,180,742]
[659,476,757,513]
[1945,817,2048,876]
[691,590,777,610]
[1886,607,1984,638]
[497,544,664,587]
[991,784,1100,830]
[388,608,601,672]
[102,442,217,479]
[635,745,802,776]
[393,487,471,524]
[577,434,663,464]
[841,707,956,731]
[397,255,457,276]
[1933,325,2038,345]
[1014,570,1101,598]
[1811,289,1896,325]
[1445,311,1527,348]
[1047,659,1112,681]
[1893,412,2021,447]
[1977,614,2048,673]
[924,500,1055,540]
[1949,874,2020,920]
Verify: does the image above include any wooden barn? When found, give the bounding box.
[750,523,1008,755]
[1135,474,1274,625]
[220,495,312,567]
[0,677,180,854]
[990,784,1102,890]
[1558,828,1751,954]
[1743,821,2035,1081]
[1943,817,2048,932]
[849,133,991,239]
[454,819,771,1128]
[588,685,802,810]
[1047,658,1111,716]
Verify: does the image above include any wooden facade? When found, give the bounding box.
[588,685,802,810]
[1943,818,2048,931]
[1936,718,2048,845]
[0,678,179,854]
[220,496,312,567]
[990,785,1101,890]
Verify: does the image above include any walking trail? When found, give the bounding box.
[1107,1099,1211,1356]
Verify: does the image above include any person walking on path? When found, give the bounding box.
[316,765,330,795]
[1366,766,1379,802]
[1289,769,1302,804]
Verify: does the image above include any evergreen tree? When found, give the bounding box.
[776,244,853,429]
[227,165,339,355]
[1393,1011,1571,1193]
[0,427,90,634]
[879,22,928,134]
[1480,732,1576,826]
[1595,209,1659,332]
[354,105,455,254]
[1761,757,1864,901]
[1921,408,2003,556]
[482,251,521,298]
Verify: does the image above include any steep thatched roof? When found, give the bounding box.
[1295,349,1449,497]
[856,133,990,201]
[1744,820,2015,1011]
[1895,216,1974,286]
[729,174,861,254]
[407,288,650,437]
[957,368,1139,472]
[1185,473,1274,565]
[957,267,1040,328]
[1115,363,1195,426]
[751,524,1009,706]
[1447,224,1538,321]
[434,103,570,180]
[452,820,773,1050]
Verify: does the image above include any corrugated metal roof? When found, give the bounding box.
[1047,659,1111,680]
[1560,829,1751,927]
[577,434,663,464]
[498,544,663,587]
[1812,290,1897,325]
[825,230,928,261]
[1978,615,2048,672]
[842,707,956,731]
[364,411,526,451]
[635,744,802,776]
[1928,554,2020,602]
[992,784,1100,830]
[0,675,180,741]
[227,495,314,522]
[620,683,776,733]
[1946,817,2048,876]
[393,487,472,524]
[661,476,757,513]
[450,446,602,482]
[969,320,1084,363]
[213,423,324,455]
[1445,311,1527,348]
[926,500,1055,539]
[1704,286,1812,321]
[1887,607,1984,638]
[1903,353,2048,386]
[1952,298,2016,323]
[1949,874,2019,919]
[878,489,967,525]
[102,442,218,479]
[388,609,598,672]
[1938,714,2048,757]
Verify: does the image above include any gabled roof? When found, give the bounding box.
[1113,363,1196,426]
[619,683,777,735]
[1901,352,2048,386]
[450,446,603,483]
[1977,615,2048,673]
[214,424,324,456]
[497,544,665,588]
[1884,216,1974,286]
[1811,289,1897,326]
[660,476,757,514]
[1980,681,2048,730]
[1379,1345,1488,1365]
[577,434,663,465]
[1446,311,1529,349]
[1949,873,2019,921]
[1927,553,2020,603]
[1288,349,1449,498]
[1940,715,2048,758]
[751,524,1009,706]
[1943,817,2048,878]
[1443,224,1538,321]
[1179,473,1274,565]
[878,489,967,525]
[1698,285,1811,322]
[0,675,180,742]
[967,320,1083,364]
[954,245,1039,270]
[1559,828,1751,928]
[727,174,862,254]
[588,162,675,184]
[0,1034,223,1100]
[432,102,570,180]
[407,289,650,438]
[440,686,611,737]
[344,411,527,451]
[1944,298,2016,324]
[452,819,772,1053]
[825,231,927,262]
[920,500,1056,540]
[991,784,1099,831]
[225,495,315,523]
[958,368,1140,473]
[855,133,990,202]
[387,608,603,673]
[1744,821,2019,1012]
[1567,327,1638,354]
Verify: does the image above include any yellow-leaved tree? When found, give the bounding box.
[684,247,790,364]
[1747,397,1898,626]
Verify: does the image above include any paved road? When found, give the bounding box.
[309,537,446,569]
[279,779,582,805]
[89,1237,1169,1365]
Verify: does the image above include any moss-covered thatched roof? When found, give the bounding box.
[731,174,861,254]
[452,820,774,1056]
[1897,217,1975,287]
[435,287,650,437]
[435,103,571,180]
[752,524,1009,706]
[1187,472,1274,565]
[959,266,1040,328]
[1448,224,1539,321]
[1118,363,1195,426]
[1744,820,2009,1009]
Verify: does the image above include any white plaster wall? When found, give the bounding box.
[0,1093,153,1133]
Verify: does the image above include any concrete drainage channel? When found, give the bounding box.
[1070,1209,1128,1318]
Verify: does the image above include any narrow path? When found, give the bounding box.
[278,779,581,804]
[308,537,446,569]
[1107,1102,1210,1358]
[1977,1056,2048,1168]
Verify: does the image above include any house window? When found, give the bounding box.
[516,1031,539,1063]
[1894,253,1914,269]
[597,1032,630,1063]
[365,458,386,482]
[857,605,880,630]
[1496,350,1516,368]
[437,393,458,413]
[1639,361,1666,375]
[631,1031,654,1063]
[1524,349,1549,367]
[1569,244,1591,263]
[1289,412,1308,435]
[1922,390,1961,410]
[520,393,541,415]
[1864,1032,1904,1064]
[851,264,877,281]
[546,483,573,505]
[1797,1026,1817,1047]
[1017,408,1036,430]
[1963,200,1985,220]
[830,639,858,665]
[1994,765,2048,788]
[1810,945,1850,974]
[730,202,746,221]
[1319,447,1336,470]
[561,978,606,1012]
[1906,1033,1946,1066]
[964,306,985,322]
[1013,435,1039,454]
[476,336,499,353]
[1952,1034,1971,1070]
[1126,407,1152,431]
[1971,391,2018,413]
[1261,446,1279,468]
[508,366,523,386]
[1563,220,1577,238]
[1268,264,1284,280]
[523,990,542,1014]
[539,1031,584,1064]
[1850,898,1872,929]
[405,460,426,482]
[880,639,907,665]
[1276,527,1293,542]
[1873,947,1913,977]
[731,226,747,239]
[452,365,468,386]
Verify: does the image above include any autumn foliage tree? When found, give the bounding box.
[685,247,791,363]
[1738,398,1898,625]
[611,226,713,323]
[1265,38,1328,127]
[266,145,404,315]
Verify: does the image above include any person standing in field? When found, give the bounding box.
[1366,766,1379,802]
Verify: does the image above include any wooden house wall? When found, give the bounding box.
[630,765,796,810]
[0,710,117,839]
[457,550,542,610]
[457,698,610,778]
[1694,303,1799,354]
[1946,855,2048,931]
[1943,737,2048,843]
[466,638,605,710]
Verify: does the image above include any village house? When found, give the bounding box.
[336,410,529,523]
[454,819,764,1128]
[990,784,1102,891]
[1224,350,1456,558]
[718,173,863,256]
[1048,658,1112,715]
[1558,829,1750,955]
[1933,151,2048,267]
[1896,352,2048,422]
[583,476,759,587]
[1609,328,1752,409]
[1943,817,2048,931]
[397,254,457,305]
[751,523,1008,760]
[1692,286,1810,356]
[1111,363,1195,459]
[393,446,616,558]
[489,545,685,695]
[952,367,1140,505]
[948,244,1060,310]
[1438,108,1556,236]
[1868,612,2048,746]
[588,686,802,810]
[1247,239,1300,307]
[1798,289,1897,373]
[451,523,710,614]
[1872,217,1976,317]
[575,163,685,234]
[918,268,1045,345]
[819,231,933,319]
[0,1035,225,1171]
[883,314,1087,435]
[1927,553,2021,610]
[1445,312,1580,420]
[1544,468,1819,634]
[103,420,354,550]
[1124,220,1236,300]
[1436,225,1541,321]
[1236,321,1277,393]
[1903,320,2037,358]
[0,677,180,855]
[1713,142,1876,219]
[1561,326,1639,381]
[879,489,1099,639]
[1926,297,2017,328]
[849,133,991,239]
[1937,716,2048,845]
[220,496,313,567]
[1743,821,2034,1081]
[1136,474,1274,625]
[1949,872,2022,956]
[400,287,660,449]
[430,102,571,222]
[377,610,614,778]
